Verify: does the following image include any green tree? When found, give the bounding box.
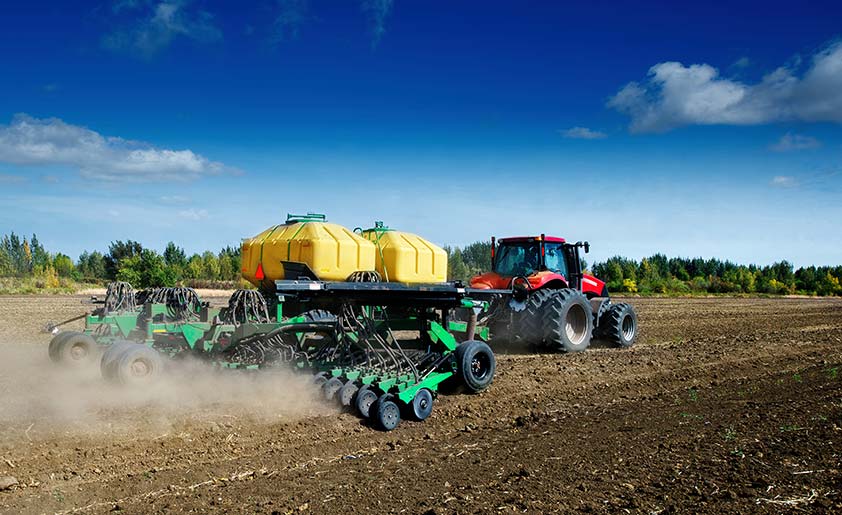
[105,240,143,279]
[445,246,470,282]
[78,251,107,280]
[53,253,75,277]
[202,251,221,280]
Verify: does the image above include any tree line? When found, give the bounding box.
[444,242,842,296]
[1,232,242,289]
[3,232,841,295]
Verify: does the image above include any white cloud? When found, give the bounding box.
[770,175,799,188]
[608,41,842,133]
[560,126,607,140]
[769,132,821,152]
[0,114,232,182]
[103,0,222,57]
[361,0,394,46]
[178,208,209,220]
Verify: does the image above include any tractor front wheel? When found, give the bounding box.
[596,303,638,348]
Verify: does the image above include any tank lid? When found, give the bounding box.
[363,220,392,232]
[286,212,327,224]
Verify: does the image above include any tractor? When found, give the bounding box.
[469,235,638,352]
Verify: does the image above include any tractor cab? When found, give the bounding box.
[470,235,605,297]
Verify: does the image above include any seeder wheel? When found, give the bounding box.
[52,333,99,367]
[406,388,434,421]
[371,394,401,431]
[355,385,379,418]
[312,371,329,386]
[322,377,344,401]
[338,381,359,407]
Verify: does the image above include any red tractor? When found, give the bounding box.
[469,235,637,352]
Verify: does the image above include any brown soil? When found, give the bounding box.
[0,296,840,514]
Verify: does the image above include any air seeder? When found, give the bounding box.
[46,214,637,430]
[47,216,501,430]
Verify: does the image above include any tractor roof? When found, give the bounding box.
[499,236,566,243]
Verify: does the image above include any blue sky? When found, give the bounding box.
[1,0,841,267]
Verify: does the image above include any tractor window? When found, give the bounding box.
[544,243,568,277]
[494,242,540,276]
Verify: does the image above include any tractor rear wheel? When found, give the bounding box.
[55,333,99,367]
[511,289,552,347]
[456,340,496,393]
[596,303,638,348]
[542,289,593,352]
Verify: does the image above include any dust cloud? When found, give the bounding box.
[0,342,329,442]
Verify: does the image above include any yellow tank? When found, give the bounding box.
[241,213,376,287]
[361,222,448,284]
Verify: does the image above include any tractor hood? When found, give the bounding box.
[469,270,607,297]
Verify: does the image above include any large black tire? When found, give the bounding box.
[100,340,140,380]
[48,331,78,362]
[542,289,593,352]
[54,333,99,367]
[455,340,496,393]
[111,345,164,386]
[596,303,638,348]
[510,289,553,347]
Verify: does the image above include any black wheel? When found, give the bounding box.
[55,333,99,367]
[355,384,379,418]
[338,381,359,407]
[112,345,163,386]
[542,289,593,352]
[406,388,434,421]
[372,394,401,431]
[596,303,638,348]
[456,340,496,393]
[511,289,554,348]
[312,371,329,386]
[49,331,77,362]
[100,340,139,380]
[322,377,344,401]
